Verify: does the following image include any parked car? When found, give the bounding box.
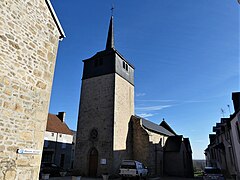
[40,162,66,177]
[203,167,225,180]
[119,160,148,179]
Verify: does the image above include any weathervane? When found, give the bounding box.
[111,5,114,16]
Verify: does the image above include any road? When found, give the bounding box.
[48,176,202,180]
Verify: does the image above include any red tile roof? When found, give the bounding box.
[46,113,73,135]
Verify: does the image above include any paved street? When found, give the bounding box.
[48,176,202,180]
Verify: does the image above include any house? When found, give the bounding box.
[0,0,64,179]
[230,92,240,180]
[205,92,240,179]
[42,112,74,170]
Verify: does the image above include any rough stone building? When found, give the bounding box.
[42,112,74,170]
[0,0,64,179]
[131,116,193,177]
[164,136,193,177]
[74,16,134,176]
[74,16,193,177]
[131,116,174,176]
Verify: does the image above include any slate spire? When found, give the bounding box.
[105,16,114,50]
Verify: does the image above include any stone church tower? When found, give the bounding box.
[74,16,134,176]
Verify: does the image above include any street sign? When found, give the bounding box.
[100,159,107,165]
[17,149,41,155]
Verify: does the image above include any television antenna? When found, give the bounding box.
[227,105,231,115]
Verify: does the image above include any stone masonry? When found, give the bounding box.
[75,74,115,176]
[0,0,63,179]
[113,74,134,173]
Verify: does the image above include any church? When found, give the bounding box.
[74,16,193,178]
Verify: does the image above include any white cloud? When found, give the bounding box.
[137,113,154,118]
[135,105,172,111]
[136,99,174,102]
[136,93,146,97]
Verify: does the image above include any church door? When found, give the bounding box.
[89,148,98,176]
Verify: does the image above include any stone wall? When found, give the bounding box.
[164,142,194,177]
[74,74,115,176]
[0,0,60,179]
[131,117,168,176]
[112,74,134,173]
[164,150,184,176]
[132,117,150,165]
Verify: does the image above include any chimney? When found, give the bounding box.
[57,112,66,123]
[232,92,240,113]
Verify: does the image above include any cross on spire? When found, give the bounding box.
[111,5,114,16]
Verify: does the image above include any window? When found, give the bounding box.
[51,133,54,137]
[122,61,125,69]
[59,134,62,138]
[90,129,98,141]
[122,61,128,71]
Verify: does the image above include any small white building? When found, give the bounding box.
[42,112,74,169]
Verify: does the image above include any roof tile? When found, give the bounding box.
[46,113,73,135]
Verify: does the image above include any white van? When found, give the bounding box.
[119,160,148,179]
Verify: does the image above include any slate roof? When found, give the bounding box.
[83,48,135,69]
[159,120,177,135]
[46,113,73,135]
[106,16,114,50]
[164,135,183,152]
[134,116,175,136]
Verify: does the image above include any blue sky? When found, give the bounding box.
[49,0,239,159]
